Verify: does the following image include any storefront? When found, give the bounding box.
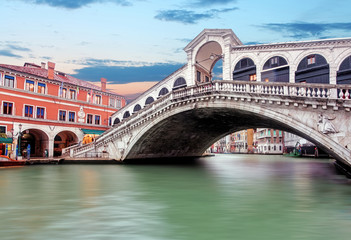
[81,129,105,144]
[0,137,13,156]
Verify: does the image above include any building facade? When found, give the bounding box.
[255,128,284,154]
[0,62,126,158]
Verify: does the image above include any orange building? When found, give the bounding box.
[0,62,126,158]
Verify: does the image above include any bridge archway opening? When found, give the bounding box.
[262,56,289,83]
[133,104,142,113]
[158,87,169,97]
[145,97,155,106]
[113,118,121,126]
[173,77,187,90]
[337,55,351,84]
[125,106,337,162]
[233,58,256,81]
[195,41,223,83]
[123,111,130,119]
[296,54,329,84]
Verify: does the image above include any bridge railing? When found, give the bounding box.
[215,80,337,99]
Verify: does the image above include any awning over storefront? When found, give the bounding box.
[0,137,13,144]
[81,129,105,135]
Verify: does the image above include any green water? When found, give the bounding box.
[1,154,351,240]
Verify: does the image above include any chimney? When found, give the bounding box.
[41,62,46,69]
[101,77,107,92]
[47,61,55,80]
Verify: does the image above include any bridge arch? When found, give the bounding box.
[173,77,187,90]
[123,111,130,119]
[123,99,349,164]
[232,57,257,81]
[133,104,142,113]
[261,56,290,83]
[195,41,223,83]
[337,55,351,84]
[335,49,351,71]
[295,54,330,84]
[113,117,120,125]
[158,87,169,97]
[145,96,155,106]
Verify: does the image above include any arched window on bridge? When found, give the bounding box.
[123,111,130,119]
[261,56,289,82]
[113,118,120,126]
[133,104,142,113]
[295,54,329,84]
[337,56,351,99]
[145,96,154,106]
[158,87,169,97]
[233,58,256,81]
[173,77,187,90]
[337,56,351,84]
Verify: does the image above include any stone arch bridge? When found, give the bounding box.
[67,80,351,168]
[65,29,351,169]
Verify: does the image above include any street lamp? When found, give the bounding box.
[17,124,22,158]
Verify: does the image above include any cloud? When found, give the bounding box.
[72,61,184,84]
[22,0,133,9]
[155,10,211,24]
[0,50,23,58]
[71,58,159,68]
[259,22,351,39]
[189,0,237,7]
[7,44,31,52]
[155,7,238,24]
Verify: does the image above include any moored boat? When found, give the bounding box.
[0,155,26,166]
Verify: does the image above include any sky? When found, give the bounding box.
[1,0,351,100]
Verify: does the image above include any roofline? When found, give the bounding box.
[0,64,125,99]
[235,37,351,50]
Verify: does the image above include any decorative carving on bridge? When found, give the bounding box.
[317,114,338,134]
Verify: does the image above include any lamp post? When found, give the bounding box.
[17,124,22,158]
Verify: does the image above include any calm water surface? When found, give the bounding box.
[1,154,351,240]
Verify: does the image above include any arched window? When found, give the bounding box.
[337,56,351,84]
[261,56,289,82]
[158,87,169,97]
[295,54,329,84]
[233,58,256,81]
[123,111,130,119]
[173,77,187,90]
[133,104,142,112]
[145,97,154,105]
[113,118,120,125]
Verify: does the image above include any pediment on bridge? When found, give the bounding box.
[183,29,243,53]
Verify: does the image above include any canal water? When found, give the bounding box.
[1,154,351,240]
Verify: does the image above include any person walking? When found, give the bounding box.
[27,144,31,161]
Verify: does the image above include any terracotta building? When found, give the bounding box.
[0,62,126,158]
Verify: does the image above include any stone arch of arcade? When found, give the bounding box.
[54,131,79,156]
[19,128,49,157]
[195,41,223,83]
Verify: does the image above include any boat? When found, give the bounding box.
[284,141,302,157]
[0,155,26,166]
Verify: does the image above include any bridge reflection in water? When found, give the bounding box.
[0,154,350,239]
